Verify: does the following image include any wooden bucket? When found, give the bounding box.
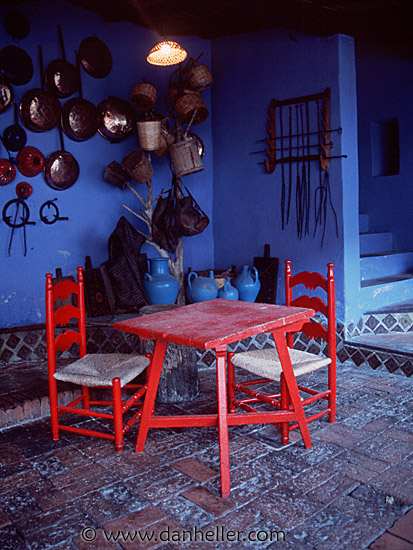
[130,82,157,111]
[174,91,208,125]
[103,160,129,190]
[122,148,154,183]
[137,120,162,151]
[186,63,213,91]
[169,138,204,177]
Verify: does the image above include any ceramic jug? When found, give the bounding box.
[218,277,239,300]
[143,257,179,305]
[186,270,218,303]
[233,265,261,302]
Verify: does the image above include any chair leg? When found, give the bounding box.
[82,386,90,409]
[280,373,291,445]
[48,375,60,441]
[112,377,124,452]
[227,353,236,413]
[328,362,336,423]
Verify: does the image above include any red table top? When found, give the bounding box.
[114,299,314,350]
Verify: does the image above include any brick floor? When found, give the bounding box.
[0,361,411,549]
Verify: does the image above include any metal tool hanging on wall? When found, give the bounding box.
[261,87,346,242]
[39,198,69,224]
[2,182,35,256]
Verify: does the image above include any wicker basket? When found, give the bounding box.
[186,63,213,91]
[137,120,162,151]
[130,82,157,111]
[175,91,208,125]
[122,148,154,183]
[169,138,204,177]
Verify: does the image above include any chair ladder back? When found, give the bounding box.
[326,263,336,365]
[285,260,335,356]
[45,267,87,360]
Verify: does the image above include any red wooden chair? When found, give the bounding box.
[46,267,151,452]
[228,260,336,445]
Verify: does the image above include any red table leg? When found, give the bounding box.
[272,332,312,449]
[215,346,231,498]
[135,339,167,453]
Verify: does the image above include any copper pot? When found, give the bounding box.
[78,36,112,79]
[61,51,98,142]
[19,46,61,133]
[44,126,79,190]
[45,26,79,98]
[97,97,136,143]
[0,79,13,115]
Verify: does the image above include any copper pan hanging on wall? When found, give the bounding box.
[0,79,13,114]
[19,45,61,133]
[97,96,135,143]
[44,125,79,190]
[61,51,98,142]
[78,36,112,79]
[45,25,79,98]
[0,45,33,86]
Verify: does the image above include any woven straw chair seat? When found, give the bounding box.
[54,354,150,388]
[231,348,331,380]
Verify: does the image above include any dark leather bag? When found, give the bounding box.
[174,185,209,237]
[151,188,180,253]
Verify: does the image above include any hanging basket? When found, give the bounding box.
[122,148,154,183]
[186,63,213,91]
[130,82,157,111]
[174,91,208,125]
[137,120,162,151]
[169,138,204,177]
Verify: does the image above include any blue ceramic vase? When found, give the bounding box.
[143,258,179,305]
[186,270,218,303]
[218,277,239,300]
[233,265,261,302]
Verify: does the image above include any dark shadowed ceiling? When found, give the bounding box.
[5,0,413,55]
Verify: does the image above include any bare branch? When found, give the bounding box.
[126,181,147,205]
[122,204,149,227]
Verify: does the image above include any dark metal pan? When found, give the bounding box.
[0,45,33,86]
[61,51,98,142]
[19,45,61,133]
[0,79,13,114]
[3,10,30,40]
[78,36,112,79]
[45,25,79,98]
[44,125,79,190]
[3,104,27,151]
[97,96,135,143]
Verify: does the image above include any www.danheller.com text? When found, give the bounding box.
[81,525,286,543]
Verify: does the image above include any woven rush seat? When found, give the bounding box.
[54,353,150,387]
[230,347,331,380]
[227,260,336,446]
[45,266,152,452]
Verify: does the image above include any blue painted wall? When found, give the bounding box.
[356,42,413,252]
[6,1,404,330]
[211,30,360,324]
[0,0,214,328]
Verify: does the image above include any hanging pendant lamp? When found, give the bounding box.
[147,39,187,66]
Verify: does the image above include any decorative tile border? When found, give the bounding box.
[1,310,411,377]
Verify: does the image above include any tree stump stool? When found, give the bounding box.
[139,304,200,403]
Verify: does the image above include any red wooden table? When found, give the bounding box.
[114,298,315,498]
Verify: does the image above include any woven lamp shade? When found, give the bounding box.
[147,40,187,66]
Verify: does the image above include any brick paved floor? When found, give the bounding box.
[0,362,412,549]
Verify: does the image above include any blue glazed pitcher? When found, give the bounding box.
[143,258,179,305]
[233,265,261,302]
[186,270,218,303]
[218,277,239,300]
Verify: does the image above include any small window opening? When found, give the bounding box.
[371,118,399,176]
